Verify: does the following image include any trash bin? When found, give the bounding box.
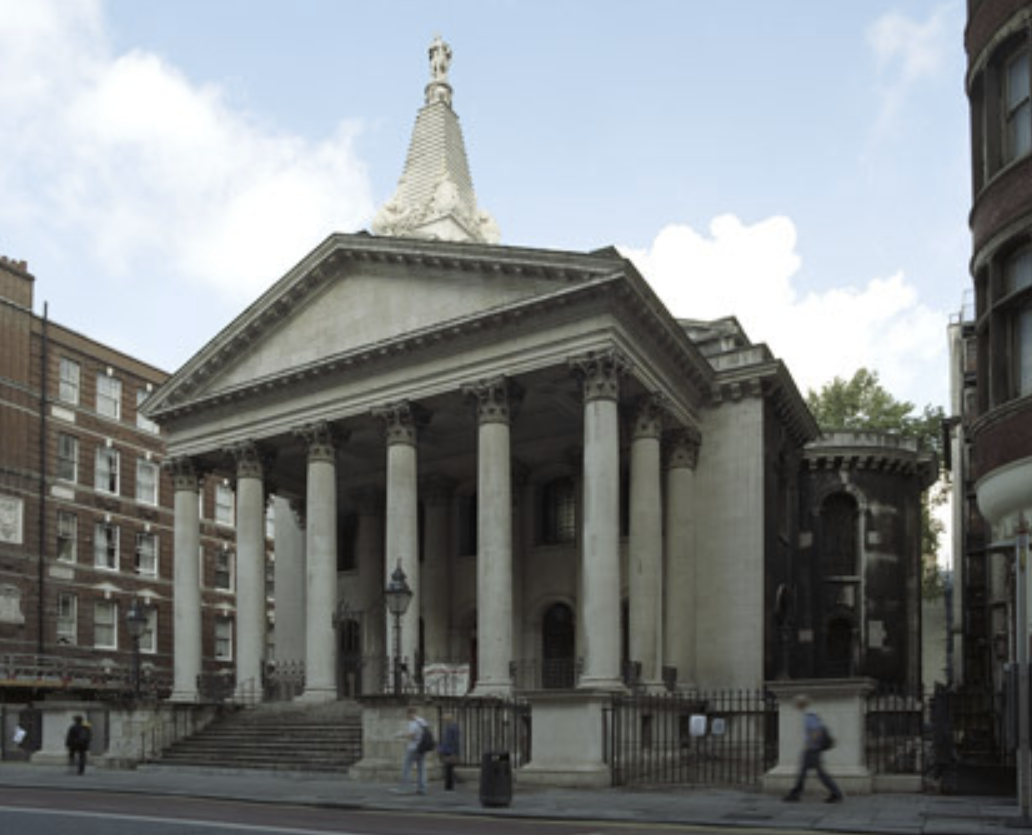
[479,750,513,807]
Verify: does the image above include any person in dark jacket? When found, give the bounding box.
[437,713,461,790]
[65,715,92,775]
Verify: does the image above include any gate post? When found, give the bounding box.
[762,678,875,797]
[519,690,612,788]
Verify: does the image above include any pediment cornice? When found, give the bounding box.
[710,359,820,446]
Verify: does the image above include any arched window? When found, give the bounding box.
[541,603,575,689]
[820,493,859,577]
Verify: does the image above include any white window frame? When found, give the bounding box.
[59,357,80,405]
[135,459,159,505]
[57,433,78,483]
[94,599,118,649]
[140,607,157,654]
[57,593,77,645]
[1017,300,1032,398]
[96,373,122,420]
[135,531,158,576]
[94,521,119,571]
[95,446,120,495]
[136,389,160,434]
[57,511,77,562]
[215,546,234,592]
[214,616,233,661]
[215,483,235,527]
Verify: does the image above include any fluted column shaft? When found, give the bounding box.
[296,422,342,702]
[272,497,306,668]
[169,458,201,702]
[464,377,520,696]
[571,350,628,690]
[663,429,700,689]
[629,394,665,690]
[229,443,267,700]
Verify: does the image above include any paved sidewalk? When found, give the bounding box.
[0,761,1029,834]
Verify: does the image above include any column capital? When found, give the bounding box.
[225,441,271,480]
[165,456,201,492]
[419,474,456,506]
[294,420,348,463]
[462,375,524,425]
[630,393,667,441]
[664,427,701,471]
[372,400,431,446]
[569,348,631,403]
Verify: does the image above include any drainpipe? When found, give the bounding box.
[37,302,48,657]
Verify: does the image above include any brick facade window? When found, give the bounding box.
[57,511,77,562]
[215,483,234,526]
[136,459,159,505]
[215,616,233,660]
[57,593,77,645]
[1006,50,1031,163]
[59,357,80,405]
[95,446,120,495]
[135,531,158,576]
[94,599,118,649]
[57,433,78,482]
[136,388,159,434]
[94,521,119,570]
[96,373,122,420]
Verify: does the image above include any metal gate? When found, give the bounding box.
[606,689,778,787]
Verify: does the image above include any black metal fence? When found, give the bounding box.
[864,685,924,776]
[429,696,531,768]
[605,689,778,788]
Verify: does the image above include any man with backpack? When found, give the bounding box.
[65,714,92,775]
[782,694,843,803]
[393,706,434,795]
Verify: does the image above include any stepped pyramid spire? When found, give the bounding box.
[373,36,499,244]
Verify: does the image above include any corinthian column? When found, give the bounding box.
[663,428,700,689]
[373,401,428,680]
[352,487,385,694]
[570,349,629,691]
[227,442,267,701]
[295,421,345,702]
[420,475,454,671]
[629,393,665,691]
[168,457,201,702]
[463,376,522,696]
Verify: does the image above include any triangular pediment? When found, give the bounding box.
[145,234,625,416]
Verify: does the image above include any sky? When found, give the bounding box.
[0,0,971,415]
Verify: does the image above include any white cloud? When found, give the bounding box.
[622,215,948,409]
[0,0,373,302]
[866,4,956,139]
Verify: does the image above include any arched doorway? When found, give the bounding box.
[542,603,575,689]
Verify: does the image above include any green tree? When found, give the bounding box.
[806,369,948,598]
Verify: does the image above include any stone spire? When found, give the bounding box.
[372,36,499,244]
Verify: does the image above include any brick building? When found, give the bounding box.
[0,256,257,699]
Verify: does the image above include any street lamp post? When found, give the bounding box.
[125,599,150,700]
[384,562,413,697]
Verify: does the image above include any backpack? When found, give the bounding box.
[417,722,436,754]
[817,724,834,751]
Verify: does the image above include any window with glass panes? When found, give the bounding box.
[215,616,233,660]
[135,531,158,575]
[215,546,233,590]
[57,433,78,482]
[94,521,119,570]
[136,459,159,505]
[1006,50,1031,163]
[96,373,122,419]
[540,477,576,544]
[57,593,77,645]
[1006,249,1032,398]
[95,446,120,494]
[57,511,77,562]
[94,600,117,648]
[215,483,234,526]
[59,357,80,404]
[136,389,159,433]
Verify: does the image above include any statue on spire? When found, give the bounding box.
[429,35,452,83]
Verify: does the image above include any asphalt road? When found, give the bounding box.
[0,786,753,835]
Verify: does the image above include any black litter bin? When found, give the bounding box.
[479,750,513,807]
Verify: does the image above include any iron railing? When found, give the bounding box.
[865,685,924,776]
[429,696,532,768]
[606,689,778,788]
[0,653,170,701]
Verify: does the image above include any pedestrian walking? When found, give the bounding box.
[393,706,431,794]
[782,694,843,803]
[437,712,461,791]
[65,715,92,775]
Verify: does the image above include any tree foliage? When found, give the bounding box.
[806,369,948,596]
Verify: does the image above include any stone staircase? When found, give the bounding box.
[150,700,363,774]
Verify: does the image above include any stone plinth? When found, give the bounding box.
[518,690,612,788]
[350,697,439,782]
[763,678,876,797]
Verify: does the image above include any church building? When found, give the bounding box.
[142,38,934,705]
